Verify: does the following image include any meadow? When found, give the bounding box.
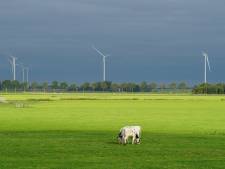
[0,93,225,169]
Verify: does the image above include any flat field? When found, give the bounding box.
[0,93,225,169]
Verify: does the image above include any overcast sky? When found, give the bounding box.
[0,0,225,84]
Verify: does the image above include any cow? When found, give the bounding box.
[117,126,141,144]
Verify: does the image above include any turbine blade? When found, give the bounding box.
[92,46,106,58]
[8,59,13,73]
[206,56,211,71]
[8,59,12,65]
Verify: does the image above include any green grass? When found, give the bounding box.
[0,93,225,169]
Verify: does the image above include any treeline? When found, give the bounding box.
[193,83,225,94]
[0,80,191,93]
[1,80,224,94]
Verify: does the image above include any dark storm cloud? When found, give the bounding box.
[0,0,225,83]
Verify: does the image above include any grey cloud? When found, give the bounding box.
[0,0,225,83]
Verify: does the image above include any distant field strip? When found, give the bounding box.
[1,93,225,101]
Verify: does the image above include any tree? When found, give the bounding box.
[216,83,225,94]
[2,80,11,91]
[51,81,58,91]
[140,81,148,92]
[21,82,29,91]
[169,82,177,90]
[111,83,119,92]
[159,83,166,92]
[192,83,219,94]
[121,83,129,92]
[100,81,111,91]
[11,80,20,92]
[149,82,157,92]
[42,82,49,92]
[178,82,187,90]
[133,83,140,92]
[100,82,107,91]
[81,82,90,91]
[91,82,100,91]
[69,83,77,92]
[0,81,2,91]
[128,83,139,92]
[31,82,38,91]
[60,82,68,91]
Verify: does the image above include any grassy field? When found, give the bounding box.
[0,93,225,169]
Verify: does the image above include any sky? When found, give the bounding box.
[0,0,225,84]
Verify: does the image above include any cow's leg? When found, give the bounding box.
[132,136,135,144]
[125,136,129,144]
[125,136,128,144]
[121,137,124,144]
[122,136,126,144]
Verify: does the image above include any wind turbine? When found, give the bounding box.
[19,63,26,83]
[202,51,211,83]
[92,45,109,81]
[8,56,17,81]
[25,67,29,84]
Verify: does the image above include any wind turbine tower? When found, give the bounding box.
[19,63,26,83]
[25,67,29,84]
[202,51,211,83]
[92,46,109,81]
[9,56,17,81]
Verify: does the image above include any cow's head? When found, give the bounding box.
[117,132,123,144]
[135,134,141,144]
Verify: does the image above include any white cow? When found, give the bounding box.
[117,126,141,144]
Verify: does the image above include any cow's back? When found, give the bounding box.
[120,126,141,136]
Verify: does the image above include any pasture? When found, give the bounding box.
[0,93,225,169]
